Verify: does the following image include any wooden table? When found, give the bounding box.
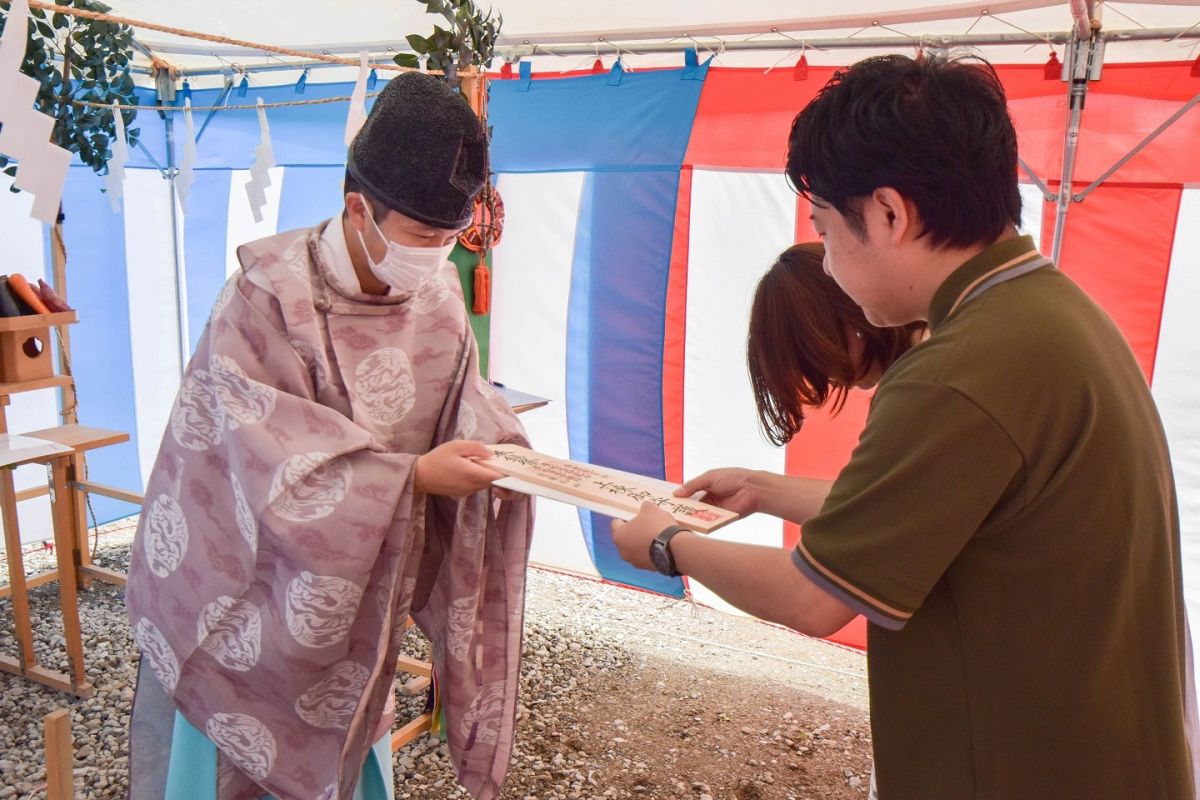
[493,383,551,415]
[0,425,131,697]
[22,424,133,589]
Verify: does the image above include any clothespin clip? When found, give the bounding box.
[607,58,625,86]
[1044,49,1062,80]
[500,59,514,79]
[606,44,626,86]
[794,42,809,81]
[517,60,533,92]
[682,47,699,80]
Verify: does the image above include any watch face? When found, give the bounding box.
[649,541,672,574]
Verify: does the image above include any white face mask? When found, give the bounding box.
[355,207,454,293]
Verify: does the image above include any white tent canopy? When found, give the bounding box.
[109,0,1200,89]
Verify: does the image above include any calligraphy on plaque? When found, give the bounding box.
[479,444,738,533]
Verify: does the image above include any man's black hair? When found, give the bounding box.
[786,53,1021,249]
[343,169,392,219]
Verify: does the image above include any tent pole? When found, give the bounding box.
[49,56,78,427]
[50,218,76,426]
[1068,0,1096,41]
[161,98,191,377]
[1049,31,1099,266]
[1018,157,1053,203]
[1073,90,1200,203]
[195,75,234,145]
[126,26,1200,77]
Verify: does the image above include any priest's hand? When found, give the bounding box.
[414,440,504,497]
[611,501,678,571]
[676,468,761,516]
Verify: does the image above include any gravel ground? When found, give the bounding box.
[0,519,871,799]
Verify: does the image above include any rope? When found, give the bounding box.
[52,332,100,549]
[24,0,444,73]
[72,93,380,112]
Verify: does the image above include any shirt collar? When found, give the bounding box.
[319,216,360,292]
[927,234,1044,331]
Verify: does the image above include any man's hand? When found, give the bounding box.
[676,468,761,517]
[615,499,855,637]
[611,501,679,571]
[414,440,503,497]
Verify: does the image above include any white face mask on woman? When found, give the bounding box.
[355,207,454,293]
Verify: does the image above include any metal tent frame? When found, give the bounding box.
[111,0,1200,374]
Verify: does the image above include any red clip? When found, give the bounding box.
[1044,51,1062,81]
[793,54,809,81]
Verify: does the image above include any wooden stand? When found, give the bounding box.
[0,229,137,696]
[0,312,76,384]
[0,438,94,696]
[0,368,135,696]
[392,617,435,753]
[391,712,435,752]
[22,424,135,590]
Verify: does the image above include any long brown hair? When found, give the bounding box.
[747,242,922,446]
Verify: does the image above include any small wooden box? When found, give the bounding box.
[0,311,76,384]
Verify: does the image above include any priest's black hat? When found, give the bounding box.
[346,72,487,229]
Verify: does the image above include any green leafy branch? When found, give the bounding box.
[0,0,140,191]
[394,0,501,87]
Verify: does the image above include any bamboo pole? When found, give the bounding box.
[52,37,93,588]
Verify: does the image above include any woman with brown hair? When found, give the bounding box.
[748,241,924,446]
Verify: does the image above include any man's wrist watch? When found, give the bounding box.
[649,525,688,577]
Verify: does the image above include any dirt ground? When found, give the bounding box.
[393,570,874,800]
[522,656,874,799]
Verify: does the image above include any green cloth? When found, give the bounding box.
[165,711,395,800]
[451,243,490,377]
[795,235,1192,798]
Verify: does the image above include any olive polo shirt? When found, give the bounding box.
[794,235,1193,798]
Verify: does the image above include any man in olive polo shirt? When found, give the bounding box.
[612,54,1195,798]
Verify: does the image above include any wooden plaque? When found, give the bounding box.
[480,444,738,533]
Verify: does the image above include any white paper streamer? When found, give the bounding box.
[105,100,129,212]
[177,98,197,213]
[344,51,369,147]
[0,0,72,225]
[245,98,275,223]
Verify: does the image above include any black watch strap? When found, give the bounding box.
[651,524,688,577]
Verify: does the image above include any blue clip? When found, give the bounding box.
[606,59,625,86]
[682,47,699,80]
[517,61,532,92]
